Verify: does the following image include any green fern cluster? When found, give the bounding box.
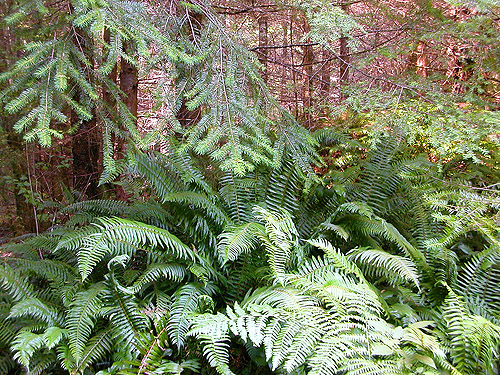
[0,137,316,373]
[1,2,499,372]
[1,133,498,374]
[190,217,455,375]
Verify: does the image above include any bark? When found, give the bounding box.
[120,42,138,119]
[117,40,137,169]
[71,113,101,199]
[103,29,130,201]
[280,19,289,107]
[302,15,314,127]
[71,30,101,199]
[290,15,299,117]
[177,102,202,128]
[258,14,268,83]
[339,36,349,101]
[103,29,118,112]
[5,126,34,233]
[115,41,138,201]
[416,41,428,78]
[446,43,473,93]
[339,4,350,102]
[319,49,331,105]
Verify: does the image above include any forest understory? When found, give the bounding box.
[0,0,499,374]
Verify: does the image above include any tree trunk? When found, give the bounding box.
[290,16,298,117]
[71,30,101,199]
[258,14,268,83]
[339,4,350,102]
[302,16,314,127]
[72,114,101,199]
[280,19,289,108]
[339,37,349,102]
[117,40,137,161]
[5,126,35,233]
[103,29,118,112]
[120,42,138,120]
[319,49,331,116]
[416,41,428,78]
[114,41,138,200]
[103,29,131,200]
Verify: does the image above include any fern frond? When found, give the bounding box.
[254,206,299,280]
[0,264,35,302]
[121,323,169,375]
[11,259,78,289]
[194,282,406,375]
[9,297,64,327]
[127,201,171,228]
[0,353,17,375]
[348,248,420,289]
[24,350,57,375]
[338,214,429,270]
[401,321,446,362]
[217,222,264,264]
[265,158,300,215]
[289,260,382,317]
[313,127,362,149]
[130,151,188,200]
[103,279,148,349]
[75,329,113,373]
[131,147,214,198]
[168,283,214,349]
[98,217,195,260]
[43,326,66,350]
[306,239,366,282]
[55,225,108,280]
[188,313,234,375]
[243,286,320,310]
[10,327,64,372]
[57,217,194,280]
[457,248,500,314]
[163,191,229,227]
[219,172,258,224]
[338,358,401,375]
[3,233,60,260]
[62,199,130,219]
[126,263,188,294]
[66,283,106,362]
[426,189,500,250]
[283,323,323,372]
[0,304,17,345]
[11,331,45,369]
[296,184,342,239]
[349,137,404,215]
[442,286,500,374]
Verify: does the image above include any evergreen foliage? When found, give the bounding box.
[0,0,499,374]
[1,136,498,374]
